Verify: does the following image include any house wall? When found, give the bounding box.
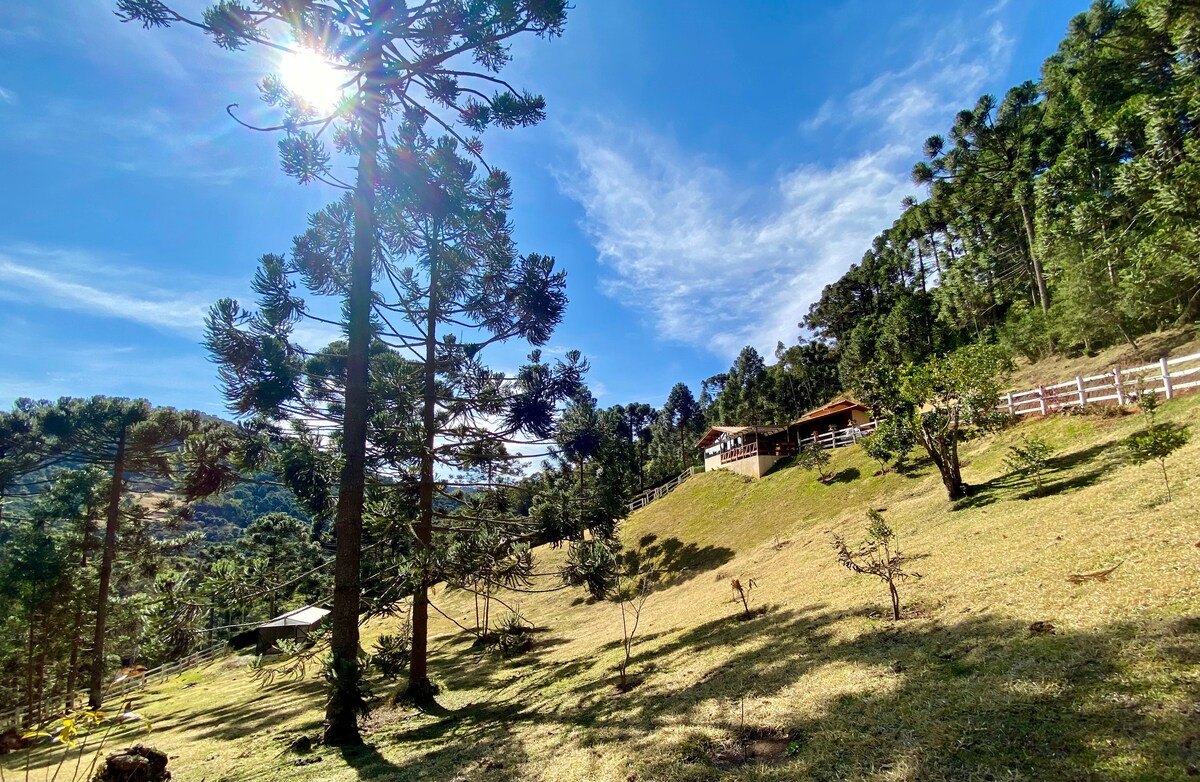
[704,453,723,472]
[715,454,781,479]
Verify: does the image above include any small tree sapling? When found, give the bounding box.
[730,577,758,618]
[796,441,832,482]
[861,415,917,474]
[1123,391,1190,502]
[613,571,653,690]
[1004,435,1054,493]
[832,510,922,620]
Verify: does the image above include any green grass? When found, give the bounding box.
[7,396,1200,781]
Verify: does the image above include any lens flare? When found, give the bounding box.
[278,47,343,111]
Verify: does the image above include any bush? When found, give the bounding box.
[1004,435,1054,492]
[796,441,831,481]
[372,632,410,680]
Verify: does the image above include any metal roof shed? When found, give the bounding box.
[231,606,330,655]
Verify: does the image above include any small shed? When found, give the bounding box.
[230,606,330,655]
[789,398,872,442]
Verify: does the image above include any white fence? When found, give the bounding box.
[1002,352,1200,417]
[627,467,696,513]
[808,419,878,450]
[0,642,227,730]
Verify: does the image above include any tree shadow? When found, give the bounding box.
[955,442,1116,510]
[826,466,861,484]
[618,535,735,591]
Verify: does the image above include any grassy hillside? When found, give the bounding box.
[9,396,1200,781]
[1006,326,1200,391]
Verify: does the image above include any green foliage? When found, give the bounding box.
[898,343,1014,500]
[1123,391,1190,501]
[487,611,534,659]
[796,441,832,481]
[805,0,1200,385]
[1004,435,1055,491]
[372,632,410,680]
[560,538,619,601]
[861,415,917,473]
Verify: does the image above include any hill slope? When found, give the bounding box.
[10,397,1200,781]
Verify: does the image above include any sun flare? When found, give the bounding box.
[278,47,344,111]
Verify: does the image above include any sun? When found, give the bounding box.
[278,47,344,111]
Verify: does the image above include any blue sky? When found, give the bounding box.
[0,0,1084,415]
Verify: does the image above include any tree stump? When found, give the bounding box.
[95,745,171,781]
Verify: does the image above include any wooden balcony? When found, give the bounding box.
[719,441,798,464]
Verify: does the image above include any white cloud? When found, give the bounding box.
[0,245,223,336]
[0,87,15,105]
[565,134,911,358]
[563,14,1016,361]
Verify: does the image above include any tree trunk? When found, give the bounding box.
[89,424,127,709]
[323,13,384,746]
[888,581,900,621]
[918,423,965,501]
[1018,200,1050,314]
[406,224,440,705]
[25,604,37,724]
[66,543,89,707]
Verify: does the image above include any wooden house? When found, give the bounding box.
[696,425,796,479]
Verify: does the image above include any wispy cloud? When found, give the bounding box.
[805,17,1013,141]
[564,134,910,358]
[0,244,224,336]
[562,13,1015,361]
[0,87,16,105]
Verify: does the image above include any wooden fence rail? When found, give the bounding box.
[0,642,227,731]
[1001,351,1200,417]
[627,467,697,513]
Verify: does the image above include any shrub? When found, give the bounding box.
[372,632,410,680]
[1123,391,1190,502]
[1004,435,1054,492]
[796,441,831,481]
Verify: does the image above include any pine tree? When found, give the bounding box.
[117,0,569,743]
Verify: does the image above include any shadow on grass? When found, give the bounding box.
[955,442,1116,510]
[826,466,861,484]
[15,605,1195,781]
[388,604,1200,781]
[618,535,735,591]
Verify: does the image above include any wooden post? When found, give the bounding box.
[1038,385,1048,416]
[1113,367,1126,405]
[1006,391,1015,415]
[1160,356,1174,399]
[1076,375,1086,408]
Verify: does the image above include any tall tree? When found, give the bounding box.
[38,398,201,708]
[118,0,569,744]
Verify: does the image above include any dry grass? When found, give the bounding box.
[1007,325,1200,390]
[7,396,1200,781]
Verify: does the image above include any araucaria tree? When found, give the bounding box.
[38,398,202,708]
[117,0,569,745]
[833,510,922,621]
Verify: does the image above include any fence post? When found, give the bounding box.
[1006,391,1014,415]
[1075,375,1086,408]
[1160,356,1174,399]
[1038,385,1048,416]
[1113,367,1126,405]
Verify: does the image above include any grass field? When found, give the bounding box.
[6,394,1200,781]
